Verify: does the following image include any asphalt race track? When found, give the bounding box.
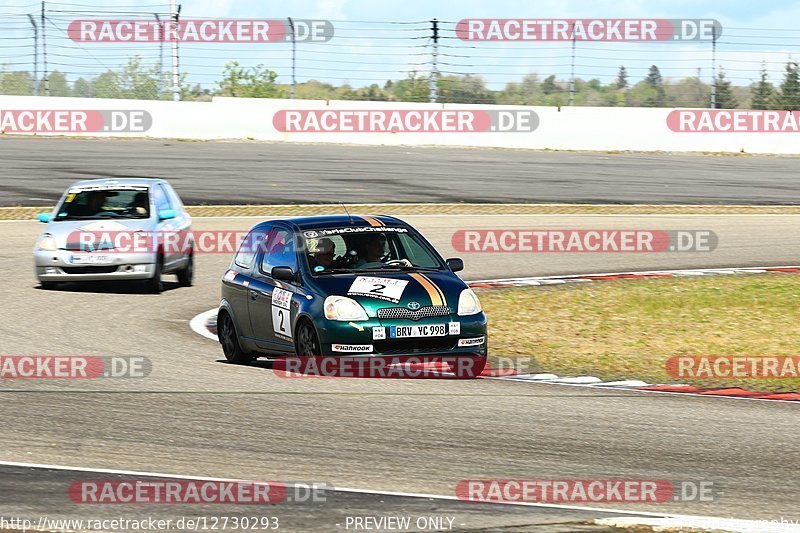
[3,137,800,206]
[1,209,799,531]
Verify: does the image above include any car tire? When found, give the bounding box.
[218,311,249,364]
[295,320,321,357]
[145,253,164,294]
[176,252,193,287]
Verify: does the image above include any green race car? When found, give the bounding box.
[217,215,487,367]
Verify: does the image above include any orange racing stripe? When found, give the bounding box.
[409,273,445,307]
[361,216,384,227]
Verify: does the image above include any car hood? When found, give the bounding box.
[41,218,156,249]
[310,270,468,313]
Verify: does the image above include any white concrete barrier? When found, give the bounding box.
[0,94,796,154]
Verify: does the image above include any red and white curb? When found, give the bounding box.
[481,370,800,403]
[191,265,800,404]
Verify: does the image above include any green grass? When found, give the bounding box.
[478,273,800,392]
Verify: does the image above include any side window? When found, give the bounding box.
[234,228,270,269]
[164,184,184,211]
[152,185,171,212]
[260,228,298,276]
[398,233,439,268]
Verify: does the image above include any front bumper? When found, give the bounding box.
[34,249,156,282]
[316,313,488,357]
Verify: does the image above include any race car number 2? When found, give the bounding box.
[272,287,293,339]
[348,276,409,303]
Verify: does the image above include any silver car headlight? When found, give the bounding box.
[324,296,368,321]
[37,233,57,251]
[457,288,482,316]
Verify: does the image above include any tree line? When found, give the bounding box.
[2,57,800,109]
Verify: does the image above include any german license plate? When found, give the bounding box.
[390,324,447,338]
[69,254,111,265]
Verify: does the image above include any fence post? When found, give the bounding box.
[429,18,439,103]
[170,0,181,101]
[27,14,38,95]
[41,0,48,96]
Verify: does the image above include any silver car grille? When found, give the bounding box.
[63,242,115,252]
[377,305,451,321]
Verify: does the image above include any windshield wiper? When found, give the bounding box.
[370,264,440,272]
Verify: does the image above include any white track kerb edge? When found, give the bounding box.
[190,266,800,404]
[0,460,796,533]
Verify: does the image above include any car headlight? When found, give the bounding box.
[324,296,369,321]
[457,288,482,316]
[37,234,57,251]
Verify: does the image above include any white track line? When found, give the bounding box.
[597,516,800,533]
[189,308,218,341]
[0,459,769,525]
[470,265,800,284]
[481,375,800,405]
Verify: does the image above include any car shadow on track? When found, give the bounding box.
[215,358,277,369]
[34,280,183,294]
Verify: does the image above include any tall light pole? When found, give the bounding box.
[287,17,296,99]
[41,1,49,96]
[155,13,163,98]
[710,26,717,109]
[569,22,576,106]
[27,14,38,95]
[170,0,180,101]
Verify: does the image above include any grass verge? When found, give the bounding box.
[478,272,800,392]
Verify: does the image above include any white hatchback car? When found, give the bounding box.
[34,178,193,293]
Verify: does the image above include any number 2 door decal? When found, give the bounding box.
[272,287,293,339]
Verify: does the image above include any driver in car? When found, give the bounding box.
[354,233,411,268]
[71,191,108,217]
[131,192,149,216]
[311,238,336,270]
[354,233,386,267]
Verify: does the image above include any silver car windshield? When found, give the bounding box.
[54,189,150,221]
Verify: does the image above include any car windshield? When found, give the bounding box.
[54,188,150,220]
[303,227,445,274]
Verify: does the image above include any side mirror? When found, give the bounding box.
[272,266,296,282]
[446,258,464,272]
[158,209,177,221]
[37,212,52,223]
